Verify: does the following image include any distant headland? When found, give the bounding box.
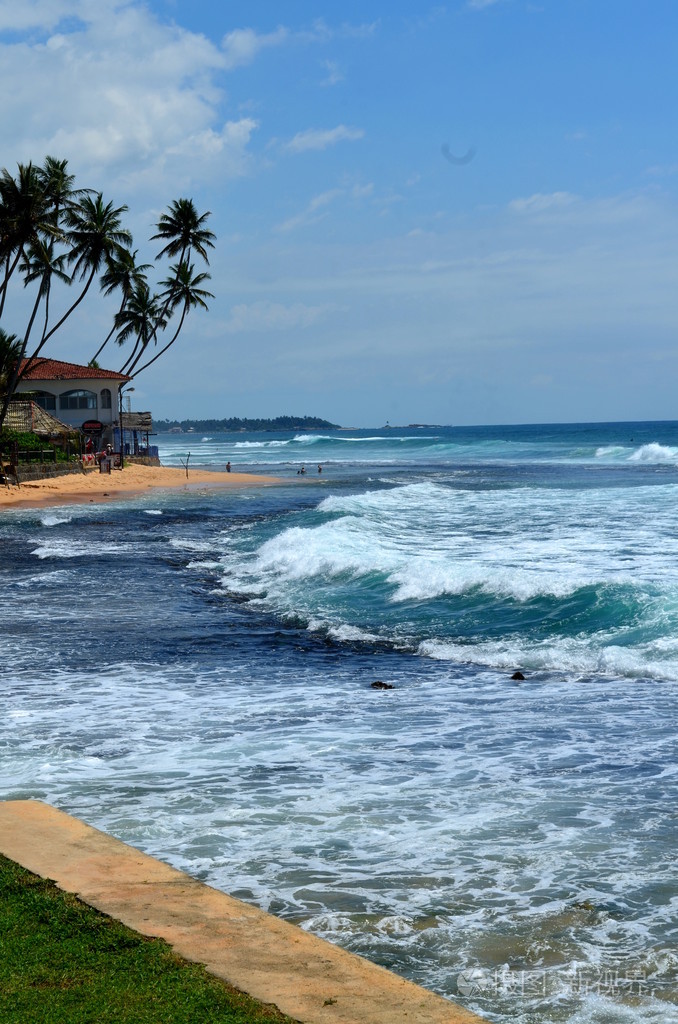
[155,416,340,433]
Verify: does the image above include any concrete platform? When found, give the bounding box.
[0,800,485,1024]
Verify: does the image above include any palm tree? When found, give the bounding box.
[0,328,22,397]
[0,161,57,321]
[36,156,82,222]
[0,160,78,426]
[18,238,71,357]
[0,191,132,430]
[128,260,213,377]
[151,199,215,324]
[90,248,151,364]
[151,198,215,266]
[37,192,132,350]
[115,281,166,375]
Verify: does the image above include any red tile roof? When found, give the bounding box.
[19,358,131,382]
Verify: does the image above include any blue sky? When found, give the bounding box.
[2,0,678,426]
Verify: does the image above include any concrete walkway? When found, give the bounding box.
[0,800,485,1024]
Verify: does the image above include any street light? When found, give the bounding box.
[118,386,134,469]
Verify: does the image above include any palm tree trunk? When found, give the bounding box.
[128,306,186,376]
[119,337,143,374]
[0,281,45,428]
[0,248,24,321]
[119,319,161,374]
[37,265,96,349]
[91,295,127,364]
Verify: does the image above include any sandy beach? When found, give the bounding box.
[0,463,282,510]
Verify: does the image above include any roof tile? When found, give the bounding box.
[19,358,131,382]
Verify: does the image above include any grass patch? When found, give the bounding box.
[0,854,296,1024]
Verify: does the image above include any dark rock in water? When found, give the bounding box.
[571,899,597,913]
[510,671,525,681]
[371,681,394,690]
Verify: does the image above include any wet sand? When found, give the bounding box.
[0,463,283,510]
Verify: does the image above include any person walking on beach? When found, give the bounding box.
[226,461,231,472]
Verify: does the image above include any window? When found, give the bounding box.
[100,388,112,409]
[59,389,97,411]
[33,391,56,411]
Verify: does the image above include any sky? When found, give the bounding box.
[2,0,678,427]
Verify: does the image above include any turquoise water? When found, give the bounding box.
[2,421,678,1022]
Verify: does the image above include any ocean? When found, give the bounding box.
[2,421,677,1023]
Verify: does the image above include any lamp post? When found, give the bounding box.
[118,386,134,469]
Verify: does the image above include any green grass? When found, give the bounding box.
[0,854,297,1024]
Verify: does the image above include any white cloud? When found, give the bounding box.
[320,59,343,87]
[509,192,578,214]
[220,19,377,70]
[0,0,88,32]
[221,26,288,70]
[286,125,365,153]
[276,189,345,232]
[0,1,260,196]
[223,300,337,333]
[351,183,374,199]
[646,163,678,178]
[275,184,373,232]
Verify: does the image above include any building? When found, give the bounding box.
[14,358,132,448]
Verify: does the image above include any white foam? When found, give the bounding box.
[169,537,216,553]
[232,439,292,449]
[2,653,676,1024]
[418,635,678,680]
[629,443,678,463]
[40,513,74,527]
[238,480,678,605]
[31,538,125,559]
[326,623,382,643]
[203,478,678,684]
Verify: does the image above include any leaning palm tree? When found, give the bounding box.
[127,260,213,377]
[90,248,151,364]
[151,198,215,324]
[115,280,166,374]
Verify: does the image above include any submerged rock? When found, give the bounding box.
[510,671,525,680]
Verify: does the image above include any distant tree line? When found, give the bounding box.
[155,415,339,432]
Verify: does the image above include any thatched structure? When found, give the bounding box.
[4,400,76,437]
[121,411,153,432]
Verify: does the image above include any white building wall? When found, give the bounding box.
[15,377,122,438]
